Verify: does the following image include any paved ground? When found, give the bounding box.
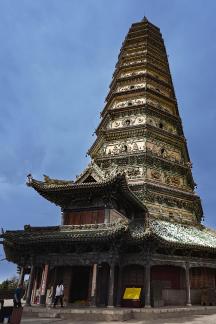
[20,313,216,324]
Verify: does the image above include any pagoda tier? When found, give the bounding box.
[84,17,202,225]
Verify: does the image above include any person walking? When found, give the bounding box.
[53,282,64,308]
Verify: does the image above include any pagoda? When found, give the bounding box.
[2,17,216,308]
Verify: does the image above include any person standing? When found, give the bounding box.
[53,282,64,308]
[13,284,23,308]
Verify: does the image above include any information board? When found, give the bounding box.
[123,287,142,300]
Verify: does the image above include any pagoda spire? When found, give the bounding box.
[85,19,203,225]
[142,16,148,22]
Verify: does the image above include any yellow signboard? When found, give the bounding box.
[123,287,142,300]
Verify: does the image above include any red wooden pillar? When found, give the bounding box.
[40,264,49,305]
[25,265,35,306]
[31,267,38,304]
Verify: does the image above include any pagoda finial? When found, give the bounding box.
[142,16,148,22]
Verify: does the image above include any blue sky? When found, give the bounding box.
[0,0,216,282]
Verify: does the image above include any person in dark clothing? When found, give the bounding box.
[13,284,23,308]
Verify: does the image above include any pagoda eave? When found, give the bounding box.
[27,174,146,211]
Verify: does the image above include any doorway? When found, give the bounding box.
[70,266,91,303]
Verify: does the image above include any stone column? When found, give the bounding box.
[144,261,151,308]
[116,266,123,307]
[185,263,192,306]
[25,265,35,306]
[40,264,49,306]
[90,264,98,306]
[18,267,25,286]
[107,263,115,307]
[104,208,110,224]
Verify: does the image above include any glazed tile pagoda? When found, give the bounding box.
[2,17,216,308]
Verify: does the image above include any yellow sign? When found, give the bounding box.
[123,287,142,300]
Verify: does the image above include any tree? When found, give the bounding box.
[0,276,19,289]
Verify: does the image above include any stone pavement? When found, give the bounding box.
[20,313,216,324]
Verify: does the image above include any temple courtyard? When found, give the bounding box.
[20,313,216,324]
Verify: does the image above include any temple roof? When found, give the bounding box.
[2,219,216,257]
[130,220,216,251]
[26,173,146,211]
[1,220,128,244]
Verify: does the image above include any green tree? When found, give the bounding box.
[0,276,19,289]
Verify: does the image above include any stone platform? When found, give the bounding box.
[23,305,216,322]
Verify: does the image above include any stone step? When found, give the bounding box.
[23,306,216,322]
[24,307,133,321]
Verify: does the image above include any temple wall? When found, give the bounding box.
[145,202,196,224]
[63,209,105,225]
[190,268,216,289]
[191,289,202,305]
[151,266,185,289]
[162,289,186,306]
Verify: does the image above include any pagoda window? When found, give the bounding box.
[159,122,164,129]
[125,119,131,126]
[128,101,132,106]
[161,148,165,155]
[130,85,135,89]
[123,145,128,152]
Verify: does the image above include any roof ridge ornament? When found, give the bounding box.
[26,173,33,186]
